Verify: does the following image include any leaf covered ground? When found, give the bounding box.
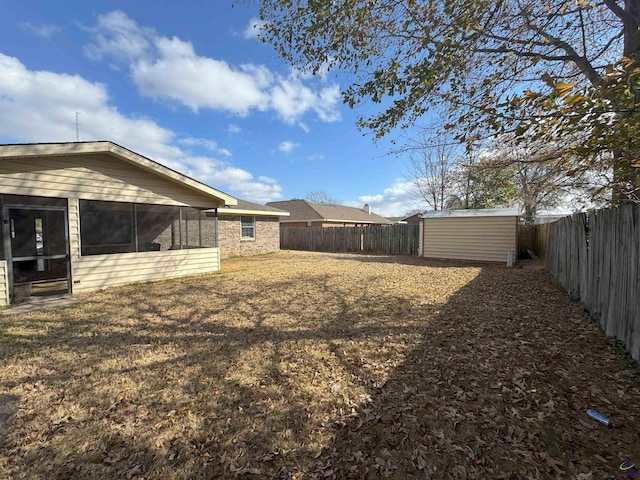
[0,251,638,479]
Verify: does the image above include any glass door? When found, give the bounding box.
[6,206,70,300]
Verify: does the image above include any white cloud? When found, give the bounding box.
[179,137,232,157]
[258,175,277,184]
[133,37,271,115]
[179,137,219,150]
[307,153,325,161]
[349,179,424,217]
[227,124,241,134]
[20,22,61,39]
[298,122,310,133]
[243,18,266,40]
[83,10,152,62]
[85,10,341,124]
[359,194,385,204]
[278,140,300,153]
[270,77,341,123]
[0,53,282,203]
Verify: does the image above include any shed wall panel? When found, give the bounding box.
[422,216,517,263]
[73,248,220,292]
[0,154,221,207]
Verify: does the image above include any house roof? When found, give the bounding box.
[266,199,392,224]
[422,207,520,219]
[401,212,424,221]
[0,141,237,206]
[215,198,290,217]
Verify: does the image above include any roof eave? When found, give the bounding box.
[211,208,290,217]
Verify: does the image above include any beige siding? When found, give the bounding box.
[423,216,517,263]
[0,261,8,305]
[68,198,80,258]
[73,248,220,293]
[0,154,221,207]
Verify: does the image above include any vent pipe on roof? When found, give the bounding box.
[363,203,371,214]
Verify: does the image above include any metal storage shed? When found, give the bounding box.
[419,208,519,264]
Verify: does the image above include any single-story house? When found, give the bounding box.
[266,199,392,227]
[0,141,238,305]
[419,207,519,264]
[215,199,289,259]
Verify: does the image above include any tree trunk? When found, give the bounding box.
[611,0,640,202]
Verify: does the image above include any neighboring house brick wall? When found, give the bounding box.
[282,222,309,228]
[219,216,280,259]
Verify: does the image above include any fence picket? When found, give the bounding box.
[526,205,640,362]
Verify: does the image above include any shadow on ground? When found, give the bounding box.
[304,264,640,478]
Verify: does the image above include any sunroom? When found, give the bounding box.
[0,141,236,304]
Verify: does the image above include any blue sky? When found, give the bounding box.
[0,1,424,216]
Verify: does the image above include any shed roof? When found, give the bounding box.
[266,199,392,224]
[215,198,290,217]
[422,207,520,219]
[0,141,237,206]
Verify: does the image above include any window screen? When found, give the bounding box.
[80,200,135,255]
[240,216,255,239]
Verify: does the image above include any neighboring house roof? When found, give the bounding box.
[215,198,290,217]
[401,212,424,222]
[266,199,393,224]
[0,141,237,206]
[385,216,407,223]
[422,207,520,219]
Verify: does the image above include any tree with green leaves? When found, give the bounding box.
[482,134,610,223]
[402,133,516,211]
[256,0,640,202]
[447,156,517,211]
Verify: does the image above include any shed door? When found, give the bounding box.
[5,206,70,301]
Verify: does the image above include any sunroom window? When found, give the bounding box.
[79,200,216,255]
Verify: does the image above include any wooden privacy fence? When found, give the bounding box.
[280,224,419,255]
[518,223,552,261]
[532,205,640,362]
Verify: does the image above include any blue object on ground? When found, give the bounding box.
[586,409,610,426]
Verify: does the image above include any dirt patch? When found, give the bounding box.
[0,251,638,479]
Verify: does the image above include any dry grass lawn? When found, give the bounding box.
[0,251,639,479]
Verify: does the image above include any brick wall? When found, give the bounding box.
[218,216,280,259]
[281,221,308,228]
